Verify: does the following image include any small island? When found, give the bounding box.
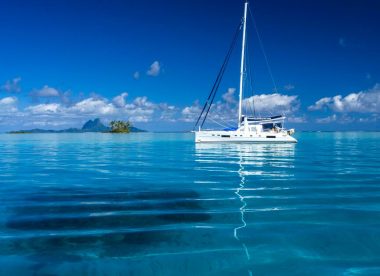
[109,120,132,133]
[8,118,145,134]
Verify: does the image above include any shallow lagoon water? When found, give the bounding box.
[0,132,379,275]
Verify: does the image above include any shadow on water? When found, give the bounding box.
[2,142,297,274]
[4,187,210,272]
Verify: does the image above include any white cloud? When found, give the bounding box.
[32,85,60,97]
[70,97,117,115]
[0,88,305,130]
[222,88,236,104]
[284,84,295,91]
[0,97,18,114]
[308,97,331,111]
[308,84,380,113]
[181,101,201,123]
[123,96,158,122]
[158,103,177,121]
[288,116,306,123]
[243,93,299,114]
[24,98,118,118]
[316,114,337,124]
[0,96,17,105]
[133,71,140,80]
[26,103,61,114]
[339,37,346,47]
[1,77,21,93]
[181,92,299,126]
[146,61,161,77]
[60,90,72,105]
[112,92,128,108]
[181,98,236,125]
[358,114,378,123]
[0,91,181,130]
[130,96,155,108]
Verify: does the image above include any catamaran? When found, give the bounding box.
[194,1,297,143]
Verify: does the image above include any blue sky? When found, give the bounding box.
[0,0,379,131]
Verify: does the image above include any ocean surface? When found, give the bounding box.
[0,132,379,275]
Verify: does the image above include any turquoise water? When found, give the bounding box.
[0,132,379,275]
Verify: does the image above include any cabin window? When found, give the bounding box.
[262,123,274,130]
[221,135,230,138]
[266,135,276,138]
[263,123,282,130]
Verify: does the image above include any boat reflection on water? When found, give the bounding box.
[194,143,296,176]
[194,143,296,273]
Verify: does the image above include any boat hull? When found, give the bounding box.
[195,130,297,143]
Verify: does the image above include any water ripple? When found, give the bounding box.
[0,132,379,274]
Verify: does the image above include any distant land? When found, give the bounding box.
[8,118,146,134]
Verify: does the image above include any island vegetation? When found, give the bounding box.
[8,118,145,134]
[109,120,132,133]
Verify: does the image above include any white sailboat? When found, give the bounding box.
[194,1,297,143]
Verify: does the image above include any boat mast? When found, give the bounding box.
[238,1,248,127]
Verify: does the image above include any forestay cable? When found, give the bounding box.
[194,21,243,130]
[248,5,279,94]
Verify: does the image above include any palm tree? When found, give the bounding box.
[110,120,131,133]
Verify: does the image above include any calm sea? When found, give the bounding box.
[0,132,379,275]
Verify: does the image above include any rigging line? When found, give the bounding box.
[248,5,279,94]
[213,117,237,128]
[244,39,249,116]
[245,36,256,117]
[194,22,243,130]
[194,62,227,130]
[218,117,235,129]
[201,60,228,128]
[243,40,249,117]
[247,33,257,117]
[207,117,230,129]
[194,65,226,131]
[207,115,235,129]
[242,29,247,116]
[201,22,242,128]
